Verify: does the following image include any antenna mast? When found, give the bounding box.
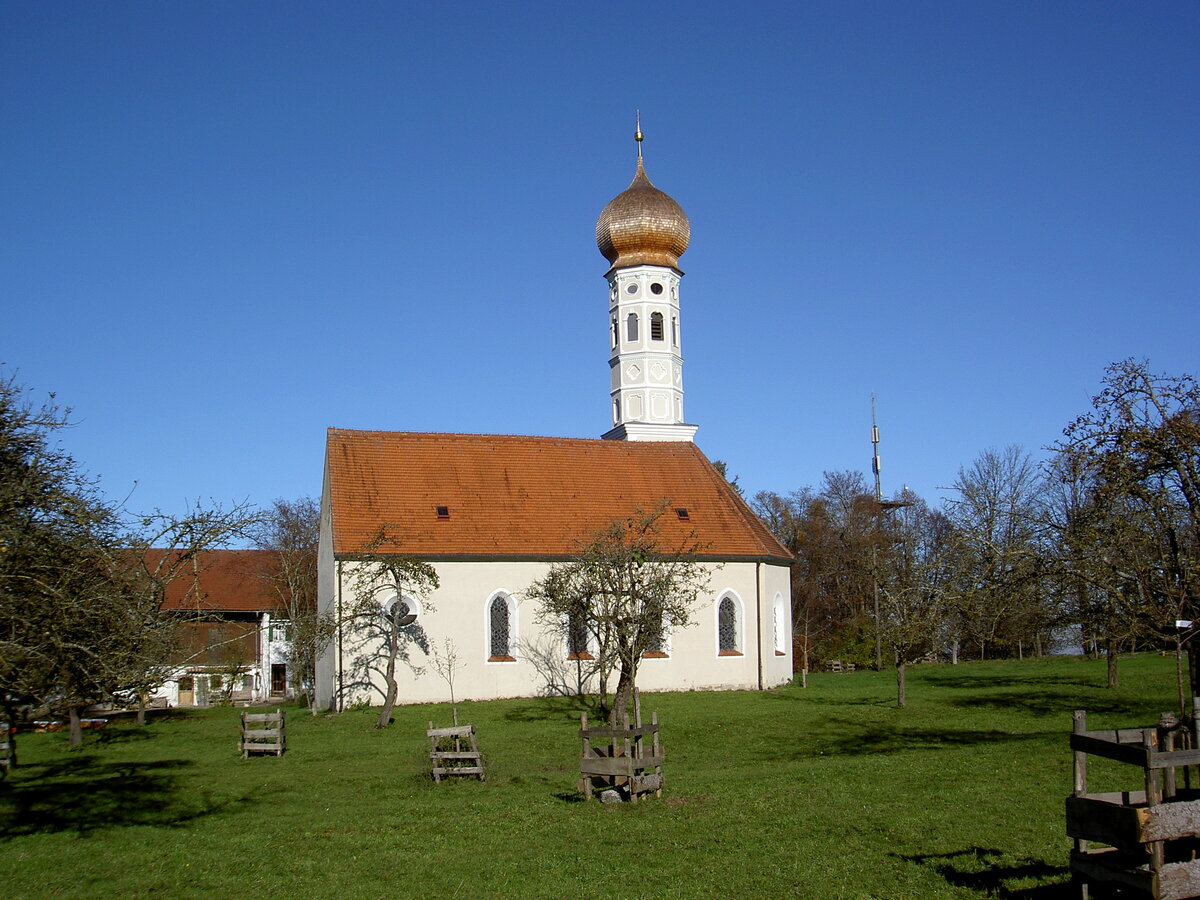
[871,393,882,502]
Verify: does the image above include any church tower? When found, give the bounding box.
[596,120,697,442]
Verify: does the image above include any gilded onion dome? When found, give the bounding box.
[595,155,690,273]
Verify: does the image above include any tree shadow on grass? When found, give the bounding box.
[919,669,1100,691]
[899,847,1077,898]
[943,689,1167,721]
[758,717,1051,760]
[0,755,253,838]
[502,696,593,724]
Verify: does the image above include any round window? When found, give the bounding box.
[650,283,664,295]
[626,283,638,295]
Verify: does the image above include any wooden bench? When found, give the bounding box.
[428,722,484,782]
[240,709,285,758]
[825,659,857,673]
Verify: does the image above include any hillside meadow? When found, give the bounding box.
[0,654,1185,898]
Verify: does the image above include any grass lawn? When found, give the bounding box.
[0,654,1185,899]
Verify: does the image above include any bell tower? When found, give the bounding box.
[595,119,697,442]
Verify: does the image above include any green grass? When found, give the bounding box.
[0,654,1184,899]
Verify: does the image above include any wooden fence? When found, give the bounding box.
[428,722,484,782]
[1067,702,1200,899]
[579,689,663,802]
[239,709,285,758]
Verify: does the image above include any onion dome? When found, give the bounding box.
[595,156,690,273]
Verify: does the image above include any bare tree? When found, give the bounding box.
[942,446,1051,661]
[527,505,712,725]
[342,530,439,729]
[253,497,334,710]
[876,490,952,707]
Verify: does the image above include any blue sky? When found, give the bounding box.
[3,2,1197,520]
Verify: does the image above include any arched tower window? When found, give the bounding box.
[650,312,664,341]
[488,593,515,662]
[611,316,619,349]
[626,313,639,342]
[672,316,678,347]
[718,595,742,656]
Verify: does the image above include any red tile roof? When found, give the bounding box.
[151,549,283,613]
[325,430,792,562]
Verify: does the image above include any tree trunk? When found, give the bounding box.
[951,640,959,666]
[3,701,17,768]
[68,705,83,748]
[376,630,399,729]
[1106,637,1120,689]
[896,659,907,709]
[136,692,147,727]
[1175,636,1187,717]
[611,665,635,727]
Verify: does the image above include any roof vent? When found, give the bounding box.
[436,505,450,519]
[676,508,690,521]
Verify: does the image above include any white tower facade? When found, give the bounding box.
[595,133,697,442]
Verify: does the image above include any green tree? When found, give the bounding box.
[1053,360,1199,703]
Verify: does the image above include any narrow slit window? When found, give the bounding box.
[650,312,664,341]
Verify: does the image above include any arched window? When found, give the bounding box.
[718,594,742,656]
[773,593,787,656]
[643,613,669,658]
[626,313,639,342]
[488,593,515,662]
[567,611,592,660]
[611,316,619,349]
[672,316,678,347]
[650,312,664,341]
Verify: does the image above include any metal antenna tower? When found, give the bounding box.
[871,392,882,502]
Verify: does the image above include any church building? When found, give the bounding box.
[314,128,793,710]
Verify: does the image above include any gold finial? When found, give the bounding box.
[634,109,643,159]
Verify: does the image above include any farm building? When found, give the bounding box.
[153,549,295,707]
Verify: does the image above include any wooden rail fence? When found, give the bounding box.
[1068,701,1200,899]
[240,709,285,758]
[428,722,484,782]
[579,689,663,802]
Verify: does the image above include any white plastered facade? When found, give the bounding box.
[315,552,792,710]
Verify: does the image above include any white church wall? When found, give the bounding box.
[318,557,793,710]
